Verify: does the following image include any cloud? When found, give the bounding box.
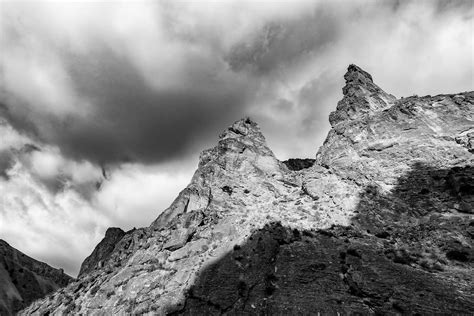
[0,155,108,275]
[1,1,258,165]
[93,162,192,230]
[225,8,339,76]
[1,0,472,163]
[0,158,191,276]
[0,118,192,276]
[235,0,473,158]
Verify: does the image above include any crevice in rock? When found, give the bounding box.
[282,158,315,171]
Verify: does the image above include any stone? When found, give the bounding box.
[0,240,73,315]
[328,64,396,126]
[79,227,126,277]
[164,228,194,251]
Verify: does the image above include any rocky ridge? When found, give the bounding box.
[79,228,126,277]
[0,240,73,315]
[22,65,474,315]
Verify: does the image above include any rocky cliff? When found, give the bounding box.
[0,240,73,315]
[78,228,126,277]
[21,65,474,315]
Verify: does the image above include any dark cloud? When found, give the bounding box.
[426,0,472,14]
[4,46,255,165]
[226,8,339,76]
[377,0,472,14]
[297,71,341,131]
[0,152,13,180]
[2,0,472,165]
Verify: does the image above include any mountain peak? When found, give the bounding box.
[345,64,373,83]
[329,64,396,126]
[199,116,274,164]
[104,227,124,238]
[219,117,261,140]
[151,116,280,230]
[79,227,125,277]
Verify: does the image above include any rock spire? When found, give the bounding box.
[329,64,396,126]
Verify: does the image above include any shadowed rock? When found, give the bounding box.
[282,158,315,171]
[79,227,126,277]
[173,162,474,314]
[176,223,473,315]
[0,240,73,315]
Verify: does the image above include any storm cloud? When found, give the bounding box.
[1,0,472,164]
[0,0,472,276]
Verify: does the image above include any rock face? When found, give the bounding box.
[0,240,73,315]
[21,65,474,315]
[329,64,396,126]
[79,228,126,277]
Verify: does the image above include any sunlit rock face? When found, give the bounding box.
[0,240,73,315]
[21,65,474,315]
[329,64,397,126]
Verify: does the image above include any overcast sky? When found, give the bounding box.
[0,0,472,276]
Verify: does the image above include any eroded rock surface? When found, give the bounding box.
[79,228,126,277]
[0,240,73,315]
[21,65,474,315]
[181,223,473,315]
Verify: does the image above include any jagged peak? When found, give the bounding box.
[104,227,125,238]
[345,64,373,83]
[218,117,271,152]
[198,117,274,168]
[329,64,396,126]
[219,117,262,140]
[78,227,126,277]
[152,116,280,230]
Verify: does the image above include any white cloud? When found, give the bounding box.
[0,120,192,276]
[94,163,191,230]
[245,0,473,159]
[0,119,31,151]
[0,158,108,276]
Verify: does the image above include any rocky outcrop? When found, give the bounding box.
[329,64,396,126]
[0,240,73,315]
[21,65,474,315]
[79,228,126,277]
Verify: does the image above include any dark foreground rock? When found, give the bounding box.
[79,227,126,277]
[21,65,473,315]
[0,240,73,315]
[179,223,473,315]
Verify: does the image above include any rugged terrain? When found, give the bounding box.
[0,240,73,315]
[22,65,473,315]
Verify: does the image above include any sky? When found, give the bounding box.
[0,0,472,277]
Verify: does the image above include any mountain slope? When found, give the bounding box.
[0,240,73,315]
[21,65,474,315]
[78,228,126,277]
